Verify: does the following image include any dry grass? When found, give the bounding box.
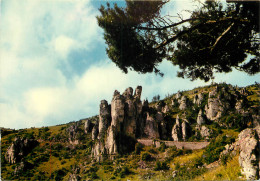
[194,155,244,181]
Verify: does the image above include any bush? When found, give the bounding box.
[154,161,169,171]
[135,143,144,155]
[141,152,152,161]
[158,142,167,152]
[203,134,236,164]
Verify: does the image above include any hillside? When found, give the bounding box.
[1,82,259,180]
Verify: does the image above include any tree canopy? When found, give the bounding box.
[97,0,259,82]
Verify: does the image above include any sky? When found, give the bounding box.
[0,0,259,129]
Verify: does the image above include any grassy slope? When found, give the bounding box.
[1,83,259,180]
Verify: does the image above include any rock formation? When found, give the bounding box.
[205,96,224,121]
[92,86,148,161]
[5,137,38,164]
[84,119,91,134]
[197,109,205,125]
[220,126,260,180]
[99,100,110,138]
[175,92,182,99]
[179,96,187,110]
[172,115,191,141]
[67,123,80,145]
[92,123,99,140]
[238,127,259,180]
[144,112,160,139]
[172,116,182,141]
[193,93,204,106]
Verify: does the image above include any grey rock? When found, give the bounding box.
[197,109,205,125]
[200,126,212,139]
[98,100,110,137]
[182,120,190,141]
[162,104,170,113]
[134,86,142,99]
[193,93,204,105]
[179,96,187,110]
[171,115,182,141]
[144,112,160,139]
[84,119,91,134]
[238,127,259,180]
[92,123,99,140]
[205,97,224,121]
[111,91,125,132]
[175,92,182,99]
[68,174,81,181]
[67,123,80,145]
[5,137,38,164]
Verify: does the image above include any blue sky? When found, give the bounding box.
[0,0,259,129]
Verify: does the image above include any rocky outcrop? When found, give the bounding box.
[98,100,110,137]
[175,92,182,99]
[92,86,145,161]
[111,90,125,132]
[92,123,99,140]
[199,126,212,140]
[172,115,191,141]
[144,112,160,139]
[220,127,260,180]
[162,105,170,113]
[182,120,191,141]
[84,119,91,134]
[235,99,244,113]
[67,123,80,145]
[238,127,259,180]
[156,112,167,140]
[205,97,224,121]
[179,96,187,110]
[193,93,203,106]
[197,109,205,125]
[5,137,38,164]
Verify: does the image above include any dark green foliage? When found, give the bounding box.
[203,134,236,164]
[154,161,169,171]
[51,168,67,181]
[97,1,259,81]
[135,143,144,154]
[141,152,152,161]
[158,142,167,152]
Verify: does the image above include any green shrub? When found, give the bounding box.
[141,152,152,161]
[154,161,169,171]
[158,142,167,152]
[135,143,144,155]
